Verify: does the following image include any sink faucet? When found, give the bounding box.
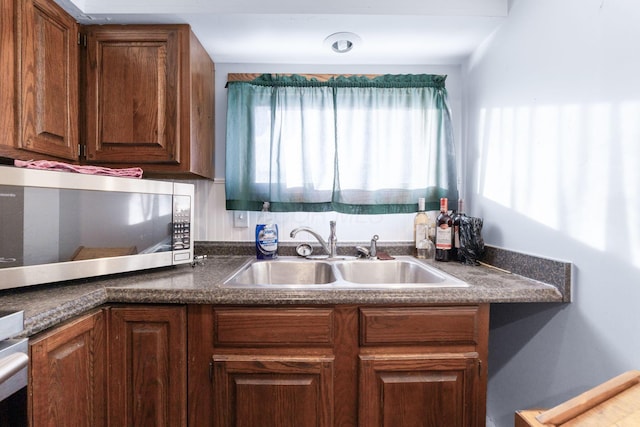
[356,234,379,259]
[290,221,338,258]
[369,234,378,258]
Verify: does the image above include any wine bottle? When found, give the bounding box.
[414,198,429,258]
[452,199,466,262]
[435,198,453,262]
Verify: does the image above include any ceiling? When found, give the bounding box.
[56,0,508,65]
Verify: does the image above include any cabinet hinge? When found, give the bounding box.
[209,360,213,382]
[78,144,85,159]
[77,32,87,47]
[478,360,483,377]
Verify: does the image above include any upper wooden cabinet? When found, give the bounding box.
[83,25,215,178]
[1,2,214,177]
[0,0,17,154]
[21,0,79,160]
[0,0,79,161]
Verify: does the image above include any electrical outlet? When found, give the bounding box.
[233,211,249,228]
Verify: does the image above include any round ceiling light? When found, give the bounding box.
[324,32,362,54]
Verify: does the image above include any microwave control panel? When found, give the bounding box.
[172,195,191,251]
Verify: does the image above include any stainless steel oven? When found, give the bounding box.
[0,311,28,427]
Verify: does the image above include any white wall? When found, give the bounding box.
[464,0,640,425]
[192,63,463,243]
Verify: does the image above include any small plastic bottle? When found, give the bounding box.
[255,202,278,259]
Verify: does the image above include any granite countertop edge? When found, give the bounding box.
[1,252,567,338]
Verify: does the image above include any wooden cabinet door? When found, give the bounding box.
[29,309,106,427]
[1,0,17,152]
[359,353,480,427]
[20,0,78,160]
[84,26,180,165]
[213,355,334,427]
[109,305,187,427]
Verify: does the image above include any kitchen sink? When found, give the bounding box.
[335,259,452,285]
[224,259,337,286]
[223,256,469,288]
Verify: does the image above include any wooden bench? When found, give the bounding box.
[515,370,640,426]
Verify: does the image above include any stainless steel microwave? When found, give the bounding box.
[0,166,194,291]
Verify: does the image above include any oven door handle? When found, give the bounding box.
[0,352,29,385]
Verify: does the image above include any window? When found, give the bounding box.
[225,74,458,214]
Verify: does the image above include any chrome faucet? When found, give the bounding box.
[290,221,338,258]
[328,220,337,257]
[356,234,379,259]
[369,234,378,258]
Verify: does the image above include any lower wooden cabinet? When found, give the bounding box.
[28,305,186,427]
[209,307,337,427]
[357,305,488,426]
[189,304,489,427]
[109,305,187,427]
[213,355,334,427]
[29,309,107,426]
[29,303,488,426]
[359,353,480,427]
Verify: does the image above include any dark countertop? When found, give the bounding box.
[0,254,565,338]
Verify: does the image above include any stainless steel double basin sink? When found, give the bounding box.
[223,256,469,289]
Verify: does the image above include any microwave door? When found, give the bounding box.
[0,187,23,268]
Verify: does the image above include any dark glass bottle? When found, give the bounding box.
[435,198,453,262]
[452,199,467,262]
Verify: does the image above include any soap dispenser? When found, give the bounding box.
[255,202,278,259]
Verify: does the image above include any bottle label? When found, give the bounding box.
[415,224,427,249]
[435,226,452,250]
[440,198,448,212]
[256,224,278,259]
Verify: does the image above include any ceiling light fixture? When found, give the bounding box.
[324,32,361,54]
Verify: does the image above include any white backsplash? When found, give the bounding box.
[191,179,417,243]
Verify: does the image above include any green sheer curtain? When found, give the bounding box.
[225,74,458,214]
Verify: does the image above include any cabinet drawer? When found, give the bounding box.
[214,307,334,346]
[360,306,480,346]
